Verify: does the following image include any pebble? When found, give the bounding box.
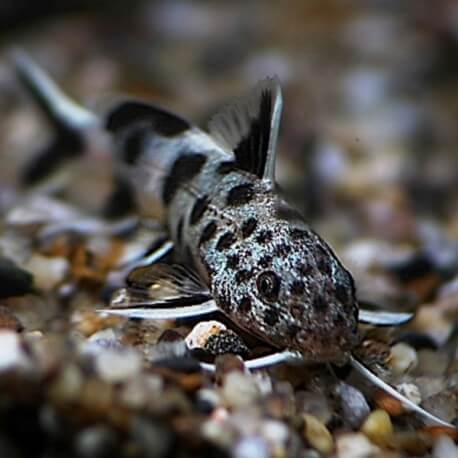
[389,342,418,375]
[395,382,422,409]
[201,418,235,449]
[0,306,23,331]
[432,435,458,458]
[303,414,334,455]
[74,426,118,458]
[130,416,173,458]
[0,330,32,372]
[94,348,142,383]
[336,382,370,429]
[336,433,380,458]
[48,364,84,403]
[25,254,69,291]
[185,320,226,349]
[204,329,249,357]
[296,391,333,425]
[259,419,289,453]
[416,349,450,376]
[233,435,269,458]
[221,371,261,409]
[361,409,393,446]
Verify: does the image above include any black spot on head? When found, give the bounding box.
[263,307,279,326]
[162,153,206,204]
[259,255,272,268]
[335,282,349,303]
[316,246,332,276]
[290,228,308,240]
[199,221,217,246]
[239,297,252,313]
[226,254,240,269]
[216,231,236,251]
[190,195,209,225]
[313,295,328,312]
[290,280,305,295]
[235,269,251,284]
[290,304,303,320]
[256,230,273,244]
[274,243,291,257]
[298,263,312,277]
[176,217,184,245]
[216,161,237,175]
[121,124,149,164]
[226,183,255,206]
[333,312,345,325]
[241,218,257,238]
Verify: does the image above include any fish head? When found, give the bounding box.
[219,220,359,364]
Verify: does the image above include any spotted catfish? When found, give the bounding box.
[15,51,456,428]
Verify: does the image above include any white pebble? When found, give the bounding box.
[432,435,458,458]
[336,433,380,458]
[25,254,69,291]
[95,348,142,383]
[234,436,269,458]
[395,383,422,409]
[389,343,418,375]
[0,330,32,372]
[221,372,260,408]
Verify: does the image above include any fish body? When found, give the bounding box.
[106,80,359,363]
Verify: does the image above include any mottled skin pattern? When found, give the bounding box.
[166,142,359,364]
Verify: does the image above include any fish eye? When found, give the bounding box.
[256,271,280,302]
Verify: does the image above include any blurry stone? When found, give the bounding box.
[25,254,69,291]
[389,342,418,375]
[48,363,84,403]
[415,375,446,399]
[336,382,370,429]
[302,414,334,455]
[414,305,453,346]
[390,431,432,456]
[233,436,269,458]
[75,426,118,458]
[221,371,261,408]
[422,391,456,425]
[0,330,32,372]
[94,347,142,383]
[120,375,162,410]
[395,383,422,409]
[0,306,23,331]
[215,354,245,383]
[0,257,34,299]
[201,418,235,449]
[416,349,450,376]
[336,433,380,458]
[432,435,458,458]
[264,391,295,420]
[296,390,333,425]
[260,419,289,456]
[397,332,438,350]
[196,388,221,413]
[361,409,393,446]
[130,417,173,458]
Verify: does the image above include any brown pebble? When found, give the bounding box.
[421,425,458,441]
[0,305,23,331]
[214,354,245,384]
[389,431,432,455]
[374,389,405,416]
[303,414,334,455]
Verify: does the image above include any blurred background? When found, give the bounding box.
[0,0,457,266]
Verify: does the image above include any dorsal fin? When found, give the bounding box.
[106,99,191,137]
[208,77,282,182]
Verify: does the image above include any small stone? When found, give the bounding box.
[48,364,84,403]
[94,347,142,383]
[395,382,422,409]
[75,426,118,458]
[185,320,226,349]
[389,342,418,375]
[432,435,458,458]
[25,254,69,291]
[260,419,289,455]
[374,390,405,416]
[233,436,269,458]
[204,329,249,357]
[0,330,32,372]
[336,382,370,428]
[416,349,450,376]
[296,391,333,425]
[336,433,380,458]
[0,306,23,331]
[130,416,173,458]
[303,414,334,455]
[201,418,236,449]
[361,409,393,446]
[221,371,261,408]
